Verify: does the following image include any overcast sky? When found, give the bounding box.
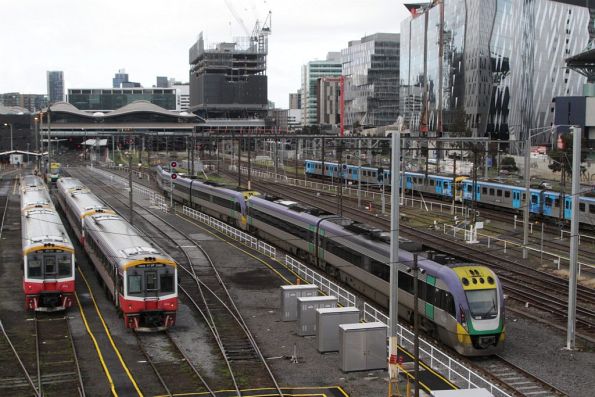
[0,0,410,108]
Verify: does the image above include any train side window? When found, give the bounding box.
[399,271,414,294]
[417,279,427,301]
[426,285,436,305]
[497,189,502,197]
[522,193,526,201]
[444,292,455,317]
[467,185,472,192]
[504,191,510,198]
[566,201,570,209]
[579,203,585,212]
[489,188,495,196]
[531,195,538,204]
[545,197,553,207]
[590,204,595,214]
[430,179,435,186]
[482,187,487,194]
[554,199,560,207]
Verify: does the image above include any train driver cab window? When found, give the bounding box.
[145,271,158,292]
[128,275,142,294]
[58,254,71,276]
[28,254,42,278]
[160,272,174,293]
[44,255,57,276]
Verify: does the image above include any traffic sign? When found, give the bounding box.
[171,173,178,180]
[170,161,177,168]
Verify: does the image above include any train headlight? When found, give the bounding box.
[128,305,133,310]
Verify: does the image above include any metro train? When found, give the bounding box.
[56,177,178,331]
[304,159,595,225]
[20,175,75,311]
[155,165,505,356]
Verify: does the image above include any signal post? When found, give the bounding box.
[170,161,178,208]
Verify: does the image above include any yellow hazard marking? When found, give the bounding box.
[74,292,118,397]
[23,245,74,255]
[78,268,144,396]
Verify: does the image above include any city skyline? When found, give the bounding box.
[0,0,408,109]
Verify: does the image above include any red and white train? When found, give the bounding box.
[56,177,178,331]
[20,175,75,311]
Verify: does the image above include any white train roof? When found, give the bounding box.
[22,208,73,252]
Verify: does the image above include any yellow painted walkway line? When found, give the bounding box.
[78,267,144,396]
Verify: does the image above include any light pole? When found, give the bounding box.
[3,123,13,151]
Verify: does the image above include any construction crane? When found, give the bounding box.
[224,0,272,54]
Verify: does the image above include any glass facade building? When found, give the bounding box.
[341,33,400,128]
[47,71,64,103]
[400,0,590,144]
[301,53,342,126]
[67,88,176,111]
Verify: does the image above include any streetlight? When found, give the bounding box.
[3,122,13,151]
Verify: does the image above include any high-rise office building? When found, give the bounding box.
[301,52,342,126]
[172,83,190,111]
[113,69,129,88]
[342,33,400,128]
[399,0,590,144]
[317,77,341,125]
[188,32,268,118]
[289,90,302,109]
[47,71,64,103]
[156,76,169,88]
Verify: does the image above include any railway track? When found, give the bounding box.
[474,355,567,397]
[0,320,39,396]
[248,179,595,340]
[34,313,85,396]
[135,331,214,396]
[73,167,284,396]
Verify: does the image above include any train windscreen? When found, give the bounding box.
[27,251,72,279]
[465,289,498,320]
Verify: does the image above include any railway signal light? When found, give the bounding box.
[170,161,177,169]
[171,173,177,180]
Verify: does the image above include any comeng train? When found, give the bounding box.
[20,175,75,311]
[155,166,505,355]
[57,177,178,331]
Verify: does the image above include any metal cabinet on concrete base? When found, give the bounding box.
[280,284,318,321]
[339,322,387,372]
[316,307,360,352]
[297,296,337,336]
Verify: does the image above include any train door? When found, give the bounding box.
[425,275,436,321]
[512,190,522,209]
[530,192,540,214]
[406,175,413,190]
[564,197,572,220]
[435,179,443,195]
[444,181,451,197]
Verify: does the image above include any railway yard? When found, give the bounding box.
[0,158,594,397]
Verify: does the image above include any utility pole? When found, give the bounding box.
[248,136,252,190]
[191,127,195,177]
[47,107,52,179]
[566,126,581,350]
[388,131,400,394]
[321,138,326,180]
[523,133,531,259]
[237,134,242,189]
[337,140,343,216]
[295,138,299,181]
[357,139,362,208]
[451,156,457,215]
[128,130,134,226]
[413,253,420,397]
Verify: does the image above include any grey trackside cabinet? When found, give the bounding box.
[296,296,337,336]
[280,284,319,321]
[339,322,387,372]
[316,307,360,353]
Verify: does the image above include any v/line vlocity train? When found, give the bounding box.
[56,177,178,331]
[304,159,595,226]
[156,166,505,356]
[20,175,75,311]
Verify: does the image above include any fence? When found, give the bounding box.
[362,303,511,397]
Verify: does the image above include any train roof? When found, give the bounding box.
[21,186,52,211]
[158,165,246,199]
[57,177,112,216]
[21,175,45,189]
[22,208,73,251]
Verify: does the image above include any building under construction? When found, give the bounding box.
[188,26,269,119]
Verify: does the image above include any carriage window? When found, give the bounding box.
[482,187,487,194]
[522,193,526,201]
[531,195,538,204]
[579,203,585,212]
[44,256,57,276]
[128,275,142,294]
[554,199,560,207]
[58,254,71,276]
[545,197,553,207]
[160,273,174,293]
[489,188,494,196]
[497,189,502,197]
[590,204,595,214]
[28,255,42,278]
[146,271,158,291]
[430,179,435,186]
[505,191,510,198]
[467,185,472,192]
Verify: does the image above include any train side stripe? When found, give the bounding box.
[77,268,144,396]
[74,292,118,397]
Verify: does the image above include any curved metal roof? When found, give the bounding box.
[102,100,197,120]
[0,104,30,115]
[48,101,95,118]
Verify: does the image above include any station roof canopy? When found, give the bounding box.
[0,104,29,115]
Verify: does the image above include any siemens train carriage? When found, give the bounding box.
[155,166,505,355]
[304,159,595,225]
[57,177,178,331]
[20,175,75,311]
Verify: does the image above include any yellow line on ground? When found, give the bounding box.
[74,291,118,397]
[77,267,144,396]
[397,345,458,390]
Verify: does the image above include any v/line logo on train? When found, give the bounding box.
[156,165,505,356]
